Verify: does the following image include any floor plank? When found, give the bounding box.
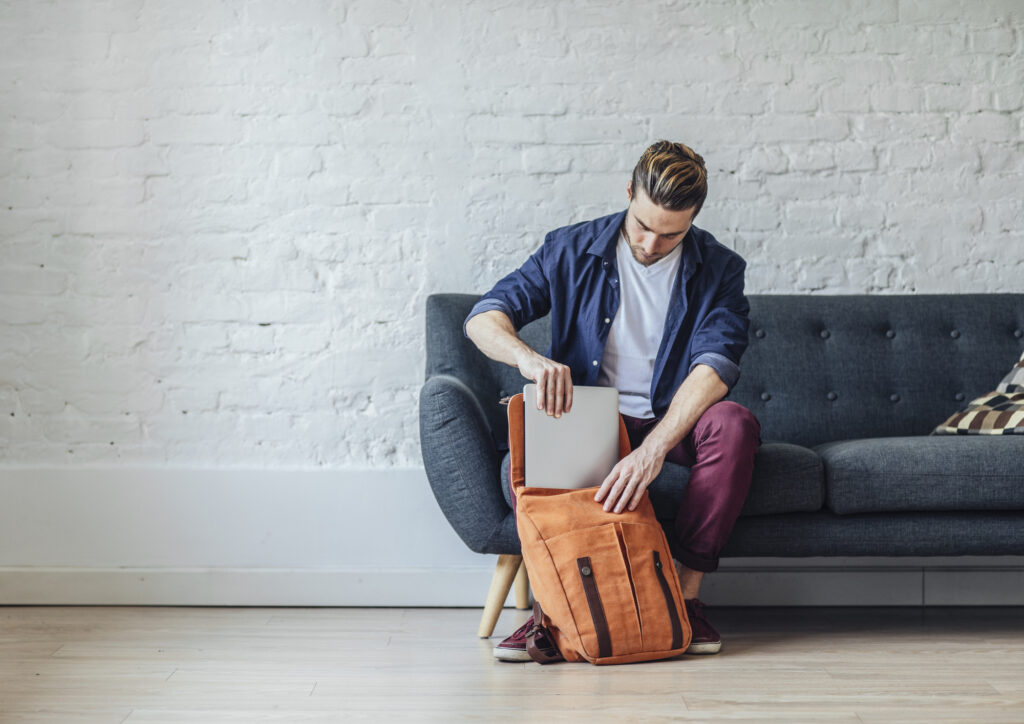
[0,606,1021,722]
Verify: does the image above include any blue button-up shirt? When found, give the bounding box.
[464,210,751,418]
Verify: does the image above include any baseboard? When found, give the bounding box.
[0,567,506,607]
[709,558,1024,606]
[2,561,1023,607]
[0,467,1021,607]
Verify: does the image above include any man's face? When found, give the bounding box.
[622,183,696,266]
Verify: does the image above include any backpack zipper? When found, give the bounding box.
[652,550,684,650]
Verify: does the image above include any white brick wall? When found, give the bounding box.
[1,0,1022,467]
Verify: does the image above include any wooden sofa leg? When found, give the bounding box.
[478,554,522,638]
[514,559,531,609]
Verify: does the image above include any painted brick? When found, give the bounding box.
[823,86,874,113]
[970,27,1018,54]
[744,56,793,84]
[871,86,927,113]
[992,84,1024,112]
[750,0,897,28]
[772,86,821,113]
[147,116,242,146]
[719,88,770,115]
[899,0,1023,25]
[925,84,991,113]
[885,141,936,169]
[347,0,411,27]
[785,146,836,172]
[0,267,68,296]
[953,112,1018,142]
[835,143,879,171]
[853,114,948,141]
[739,146,790,179]
[750,115,850,143]
[45,120,146,150]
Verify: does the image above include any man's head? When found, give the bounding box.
[623,140,707,266]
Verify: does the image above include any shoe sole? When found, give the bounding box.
[493,645,533,662]
[685,641,722,655]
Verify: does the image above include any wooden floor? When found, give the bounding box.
[0,606,1022,723]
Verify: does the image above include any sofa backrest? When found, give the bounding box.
[425,294,1024,448]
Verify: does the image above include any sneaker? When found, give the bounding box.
[684,598,722,654]
[492,616,558,662]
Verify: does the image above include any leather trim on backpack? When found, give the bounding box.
[576,556,612,659]
[526,601,564,664]
[652,550,684,651]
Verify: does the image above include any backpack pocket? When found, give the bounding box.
[617,521,688,653]
[544,522,643,659]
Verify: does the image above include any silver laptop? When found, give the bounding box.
[523,384,620,489]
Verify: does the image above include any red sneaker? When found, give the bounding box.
[684,598,722,654]
[492,616,558,662]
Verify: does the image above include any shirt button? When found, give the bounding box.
[1015,329,1023,339]
[890,393,901,403]
[820,330,831,339]
[592,360,598,366]
[955,392,965,402]
[604,317,611,324]
[827,391,838,401]
[950,329,961,339]
[760,392,771,402]
[755,329,766,339]
[886,329,896,339]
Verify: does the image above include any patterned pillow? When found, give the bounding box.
[933,351,1024,435]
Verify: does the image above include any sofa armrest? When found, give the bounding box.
[419,374,511,554]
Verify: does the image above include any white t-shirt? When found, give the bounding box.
[597,231,683,419]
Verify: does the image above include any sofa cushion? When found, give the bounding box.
[818,436,1024,514]
[502,441,824,520]
[933,351,1024,435]
[740,442,825,516]
[649,442,824,519]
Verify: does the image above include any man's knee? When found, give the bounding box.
[700,401,760,443]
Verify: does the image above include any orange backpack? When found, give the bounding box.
[507,392,691,665]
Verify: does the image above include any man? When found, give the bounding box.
[464,140,761,660]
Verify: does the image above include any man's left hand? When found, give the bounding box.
[594,444,665,513]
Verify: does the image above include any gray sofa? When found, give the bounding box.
[420,293,1024,568]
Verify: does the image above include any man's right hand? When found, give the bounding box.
[465,309,574,417]
[515,349,573,418]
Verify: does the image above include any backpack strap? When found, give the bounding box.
[507,393,526,493]
[526,601,564,665]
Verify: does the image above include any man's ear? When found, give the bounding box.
[626,180,633,201]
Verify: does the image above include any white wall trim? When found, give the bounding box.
[2,562,1023,607]
[0,468,1021,606]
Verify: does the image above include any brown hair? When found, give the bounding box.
[630,140,708,215]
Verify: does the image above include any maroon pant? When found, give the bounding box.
[623,401,761,573]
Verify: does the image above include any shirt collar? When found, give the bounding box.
[586,209,627,263]
[587,209,704,274]
[685,225,704,271]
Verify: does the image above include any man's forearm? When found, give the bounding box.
[594,363,729,513]
[641,364,729,458]
[465,310,535,369]
[465,309,574,416]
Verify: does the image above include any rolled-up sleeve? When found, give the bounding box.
[463,235,553,337]
[687,256,750,390]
